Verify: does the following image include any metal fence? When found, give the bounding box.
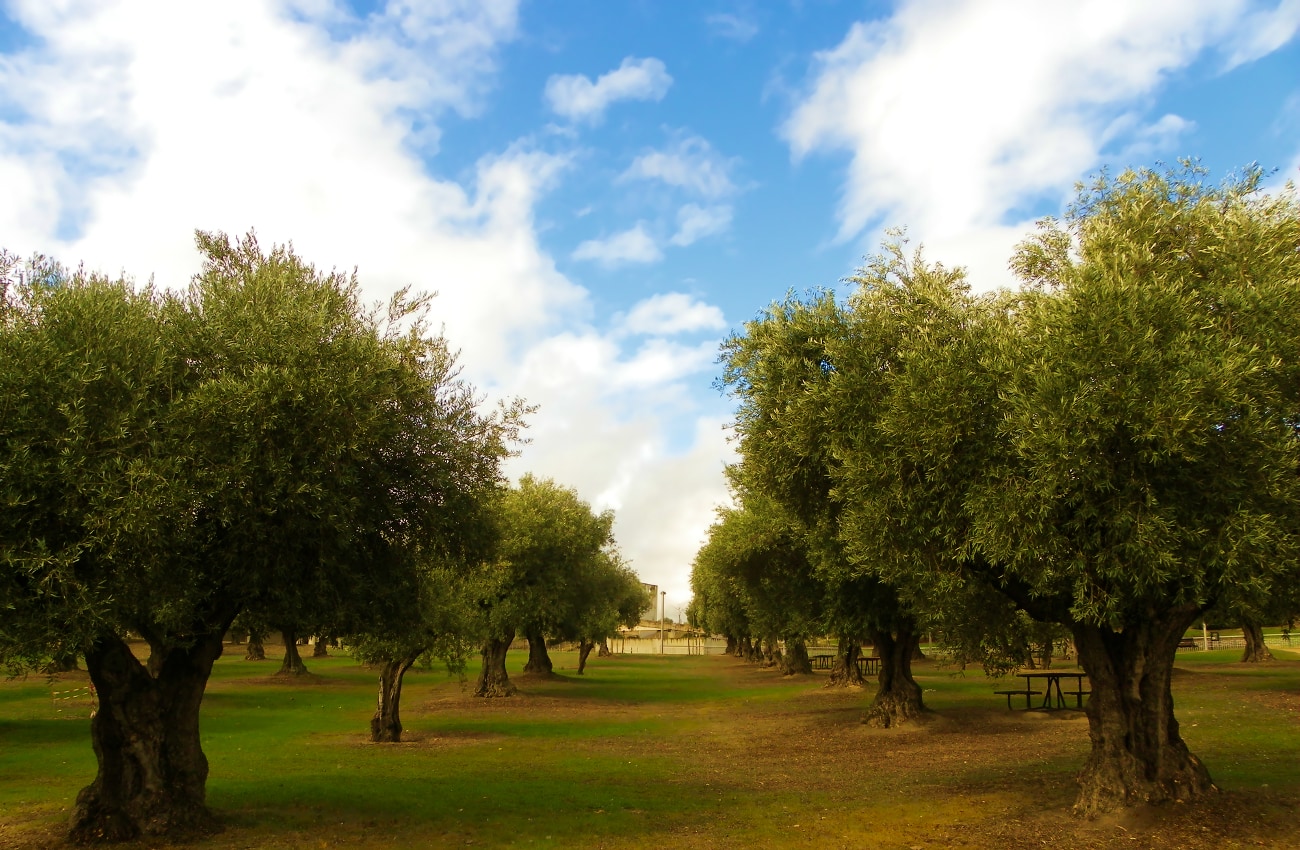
[611,636,731,655]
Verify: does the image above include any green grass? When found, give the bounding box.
[3,646,1300,848]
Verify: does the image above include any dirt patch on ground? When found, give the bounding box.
[409,657,1298,849]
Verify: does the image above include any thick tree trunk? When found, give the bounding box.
[724,635,738,656]
[598,637,613,658]
[69,632,223,843]
[474,631,517,698]
[1240,618,1274,663]
[1070,605,1216,815]
[829,636,866,687]
[312,635,330,659]
[243,632,265,662]
[522,629,553,675]
[779,637,812,675]
[742,636,762,663]
[863,624,925,728]
[735,636,750,659]
[277,628,308,676]
[370,655,417,743]
[577,640,595,674]
[761,635,780,668]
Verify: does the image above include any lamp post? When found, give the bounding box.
[660,590,666,655]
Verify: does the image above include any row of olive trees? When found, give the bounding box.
[0,233,644,843]
[692,164,1300,814]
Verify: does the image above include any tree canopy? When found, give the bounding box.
[707,163,1300,810]
[0,232,516,841]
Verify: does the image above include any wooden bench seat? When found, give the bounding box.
[994,689,1041,709]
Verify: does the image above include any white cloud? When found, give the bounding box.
[1223,0,1300,69]
[670,203,733,246]
[620,292,727,336]
[707,13,759,43]
[784,0,1266,289]
[502,333,735,608]
[622,133,738,197]
[0,0,727,612]
[544,56,672,124]
[571,222,663,266]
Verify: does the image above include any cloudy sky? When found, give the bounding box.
[2,0,1297,615]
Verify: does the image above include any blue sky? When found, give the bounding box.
[2,0,1298,612]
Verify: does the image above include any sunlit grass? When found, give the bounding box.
[3,644,1299,848]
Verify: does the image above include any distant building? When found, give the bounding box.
[640,582,659,622]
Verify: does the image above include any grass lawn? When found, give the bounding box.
[2,644,1298,849]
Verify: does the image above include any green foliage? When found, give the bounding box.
[0,231,516,672]
[475,475,633,644]
[971,164,1300,625]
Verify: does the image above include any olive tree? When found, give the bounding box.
[0,232,513,842]
[968,166,1300,811]
[720,290,929,724]
[472,475,619,696]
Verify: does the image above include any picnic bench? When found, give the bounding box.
[993,687,1042,709]
[855,655,881,677]
[996,671,1089,710]
[811,653,835,670]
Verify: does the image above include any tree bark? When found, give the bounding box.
[828,636,866,687]
[597,637,613,658]
[1070,605,1216,815]
[577,640,595,674]
[277,628,308,676]
[1240,618,1274,663]
[312,634,330,658]
[724,635,738,656]
[522,629,553,675]
[862,623,925,728]
[761,635,780,668]
[69,632,224,843]
[779,637,812,675]
[474,630,517,698]
[370,655,417,743]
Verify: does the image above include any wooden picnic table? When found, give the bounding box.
[1016,671,1089,710]
[811,653,835,670]
[855,655,881,677]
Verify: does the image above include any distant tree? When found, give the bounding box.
[567,555,647,675]
[0,232,514,842]
[720,290,929,724]
[349,563,481,742]
[472,476,618,697]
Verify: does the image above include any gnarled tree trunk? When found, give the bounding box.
[370,654,417,743]
[1240,618,1274,663]
[69,632,224,843]
[863,623,924,728]
[312,635,331,658]
[277,628,308,676]
[597,637,613,658]
[474,630,517,698]
[724,635,738,656]
[779,637,812,675]
[522,629,553,675]
[828,636,865,687]
[243,631,265,662]
[1070,604,1216,815]
[577,640,595,674]
[761,635,780,668]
